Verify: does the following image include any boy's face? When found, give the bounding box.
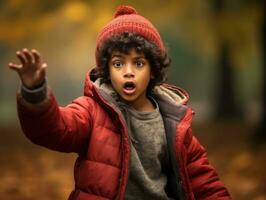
[108,48,152,108]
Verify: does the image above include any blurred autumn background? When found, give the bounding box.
[0,0,265,199]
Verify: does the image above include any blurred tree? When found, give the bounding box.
[211,0,241,119]
[262,2,266,135]
[211,0,265,140]
[255,0,266,142]
[216,42,240,119]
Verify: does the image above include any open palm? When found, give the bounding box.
[8,48,47,89]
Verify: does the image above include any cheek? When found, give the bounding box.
[138,72,152,89]
[109,68,115,81]
[144,68,152,82]
[109,71,120,87]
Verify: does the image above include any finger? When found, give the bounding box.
[8,63,22,72]
[16,51,27,65]
[31,49,41,64]
[41,63,48,73]
[22,48,34,64]
[39,63,47,77]
[41,63,48,69]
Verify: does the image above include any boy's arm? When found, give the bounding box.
[185,128,231,200]
[17,87,93,153]
[9,48,92,153]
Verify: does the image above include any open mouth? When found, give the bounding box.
[123,82,136,95]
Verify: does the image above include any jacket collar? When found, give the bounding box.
[83,68,191,121]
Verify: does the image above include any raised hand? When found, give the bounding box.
[8,48,47,89]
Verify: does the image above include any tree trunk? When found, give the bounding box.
[215,42,240,119]
[211,0,241,120]
[255,6,266,141]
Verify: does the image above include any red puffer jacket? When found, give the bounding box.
[16,71,231,200]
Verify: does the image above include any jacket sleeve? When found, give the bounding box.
[17,90,93,153]
[185,128,231,200]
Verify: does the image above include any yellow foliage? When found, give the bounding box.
[59,1,90,23]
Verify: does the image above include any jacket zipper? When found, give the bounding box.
[92,86,130,200]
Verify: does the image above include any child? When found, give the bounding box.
[8,5,231,200]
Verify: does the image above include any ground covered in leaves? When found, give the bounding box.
[0,121,265,200]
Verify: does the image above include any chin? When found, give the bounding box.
[120,94,138,103]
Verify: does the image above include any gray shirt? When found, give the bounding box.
[117,99,171,200]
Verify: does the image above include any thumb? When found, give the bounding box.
[8,63,22,73]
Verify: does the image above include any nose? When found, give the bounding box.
[123,63,135,78]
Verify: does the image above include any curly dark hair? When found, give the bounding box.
[95,32,171,92]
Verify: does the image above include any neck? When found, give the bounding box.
[127,97,155,112]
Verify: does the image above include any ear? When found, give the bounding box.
[150,71,155,79]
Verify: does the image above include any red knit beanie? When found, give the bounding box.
[95,5,165,67]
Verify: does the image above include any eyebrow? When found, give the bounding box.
[111,54,123,58]
[110,54,146,59]
[134,56,146,59]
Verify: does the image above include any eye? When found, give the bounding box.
[112,60,123,68]
[135,60,144,68]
